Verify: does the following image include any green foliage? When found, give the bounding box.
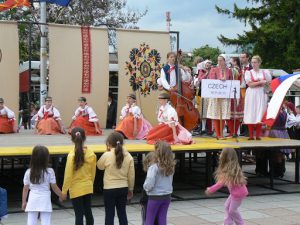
[192,45,221,64]
[216,0,300,72]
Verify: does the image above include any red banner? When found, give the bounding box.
[81,26,92,93]
[0,0,30,12]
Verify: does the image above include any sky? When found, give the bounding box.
[126,0,254,53]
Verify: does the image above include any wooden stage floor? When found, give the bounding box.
[1,129,300,156]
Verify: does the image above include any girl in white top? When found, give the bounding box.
[22,145,62,225]
[243,55,272,140]
[116,93,152,139]
[0,97,18,133]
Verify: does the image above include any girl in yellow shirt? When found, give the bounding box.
[61,127,96,225]
[97,132,135,225]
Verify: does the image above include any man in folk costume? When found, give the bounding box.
[146,92,192,145]
[0,98,18,133]
[35,96,65,135]
[69,97,102,135]
[115,93,152,140]
[159,52,192,93]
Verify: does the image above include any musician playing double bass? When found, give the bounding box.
[159,51,200,131]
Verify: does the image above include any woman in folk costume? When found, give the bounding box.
[227,57,244,136]
[115,93,152,140]
[146,92,193,145]
[35,97,65,135]
[194,60,213,134]
[244,55,272,140]
[207,54,233,139]
[0,98,18,133]
[69,97,102,136]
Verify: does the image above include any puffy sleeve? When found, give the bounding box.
[181,69,191,82]
[167,107,179,126]
[131,106,141,118]
[264,69,272,82]
[120,106,127,119]
[245,71,252,84]
[87,107,99,122]
[53,107,61,120]
[160,68,171,90]
[5,107,15,120]
[36,107,44,120]
[72,107,80,120]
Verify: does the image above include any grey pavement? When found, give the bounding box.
[3,193,300,225]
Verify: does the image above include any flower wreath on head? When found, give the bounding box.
[125,43,163,96]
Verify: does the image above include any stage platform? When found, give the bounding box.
[1,130,300,156]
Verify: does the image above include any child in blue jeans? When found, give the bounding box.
[143,141,176,225]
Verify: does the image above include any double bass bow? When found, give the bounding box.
[169,50,200,131]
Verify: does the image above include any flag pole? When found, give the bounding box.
[40,1,47,106]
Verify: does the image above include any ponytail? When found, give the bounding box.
[115,141,124,169]
[71,127,86,170]
[106,132,125,169]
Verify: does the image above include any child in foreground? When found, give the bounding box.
[205,148,248,225]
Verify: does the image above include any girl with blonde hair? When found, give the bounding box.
[206,148,248,225]
[143,141,176,225]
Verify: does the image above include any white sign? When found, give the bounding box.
[201,79,240,99]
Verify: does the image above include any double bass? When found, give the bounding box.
[169,50,200,131]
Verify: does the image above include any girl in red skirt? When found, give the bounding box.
[146,93,192,145]
[0,98,18,133]
[69,97,102,136]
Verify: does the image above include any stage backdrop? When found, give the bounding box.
[116,29,170,125]
[0,21,19,116]
[48,24,109,127]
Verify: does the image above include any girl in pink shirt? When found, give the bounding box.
[205,148,248,225]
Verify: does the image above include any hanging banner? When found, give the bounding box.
[116,29,171,125]
[0,21,19,115]
[48,24,109,127]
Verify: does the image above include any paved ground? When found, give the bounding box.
[3,193,300,225]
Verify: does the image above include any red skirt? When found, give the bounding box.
[69,116,102,136]
[115,115,142,140]
[146,123,179,145]
[0,116,14,133]
[37,118,62,135]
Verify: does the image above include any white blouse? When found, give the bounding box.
[120,104,141,120]
[245,69,272,84]
[37,105,61,121]
[157,103,178,126]
[72,105,98,122]
[0,106,15,120]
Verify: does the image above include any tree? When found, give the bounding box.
[0,0,147,61]
[216,0,300,72]
[192,45,221,64]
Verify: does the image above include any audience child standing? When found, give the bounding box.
[97,132,135,225]
[143,141,176,225]
[61,127,96,225]
[206,148,248,225]
[22,145,62,225]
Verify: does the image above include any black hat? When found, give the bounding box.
[127,93,136,100]
[0,98,4,103]
[78,97,87,102]
[158,92,170,99]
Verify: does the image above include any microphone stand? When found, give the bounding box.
[233,87,239,143]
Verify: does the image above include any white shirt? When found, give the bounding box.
[120,104,141,120]
[157,103,178,126]
[286,113,300,128]
[0,106,15,120]
[160,65,191,90]
[23,168,56,193]
[37,105,61,121]
[245,69,272,84]
[72,105,99,122]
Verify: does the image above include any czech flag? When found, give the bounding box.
[0,0,30,12]
[263,73,300,127]
[40,0,71,6]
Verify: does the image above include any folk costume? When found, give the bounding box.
[0,99,17,133]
